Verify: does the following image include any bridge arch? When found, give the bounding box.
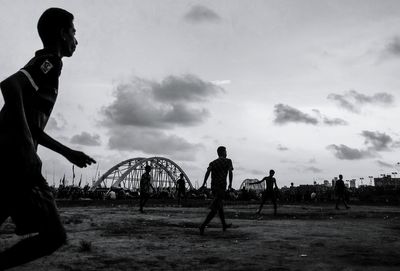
[239,179,264,191]
[90,157,193,191]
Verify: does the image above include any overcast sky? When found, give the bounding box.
[1,0,400,188]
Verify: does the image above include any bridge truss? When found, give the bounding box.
[90,157,193,191]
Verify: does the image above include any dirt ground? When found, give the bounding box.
[1,201,400,271]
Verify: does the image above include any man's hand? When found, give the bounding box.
[65,149,96,168]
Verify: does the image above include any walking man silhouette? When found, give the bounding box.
[199,146,233,235]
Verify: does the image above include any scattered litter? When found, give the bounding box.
[300,254,307,257]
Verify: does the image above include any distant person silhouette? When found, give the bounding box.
[176,173,186,206]
[0,8,96,269]
[199,146,233,235]
[289,182,296,203]
[251,170,279,215]
[335,174,350,210]
[139,165,154,213]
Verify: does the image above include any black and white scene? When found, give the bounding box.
[1,1,400,270]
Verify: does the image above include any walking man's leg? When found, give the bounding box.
[0,186,66,270]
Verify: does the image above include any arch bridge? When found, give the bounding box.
[239,179,264,191]
[90,157,193,191]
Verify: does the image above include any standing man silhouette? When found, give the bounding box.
[176,173,186,206]
[251,169,279,215]
[335,174,350,210]
[0,8,96,269]
[199,146,233,235]
[139,165,154,213]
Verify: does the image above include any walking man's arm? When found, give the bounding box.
[36,130,96,168]
[228,168,233,190]
[201,168,211,188]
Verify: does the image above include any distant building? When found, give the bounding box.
[349,179,356,188]
[374,175,400,187]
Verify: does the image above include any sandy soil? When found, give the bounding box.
[1,202,400,271]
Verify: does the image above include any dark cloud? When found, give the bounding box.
[108,128,202,161]
[376,160,394,168]
[273,104,318,125]
[274,105,347,126]
[361,130,392,151]
[384,37,400,57]
[327,144,375,160]
[153,74,222,102]
[70,132,101,146]
[327,90,394,113]
[312,109,348,126]
[327,93,358,112]
[101,74,221,128]
[277,144,289,151]
[184,5,221,23]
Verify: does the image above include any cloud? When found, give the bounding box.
[273,104,318,125]
[235,166,265,176]
[211,80,231,86]
[70,132,101,146]
[184,5,221,23]
[45,114,67,131]
[376,160,394,168]
[384,37,400,57]
[108,128,202,161]
[277,144,289,151]
[328,130,399,160]
[304,166,323,173]
[308,158,317,164]
[327,90,394,113]
[322,117,348,126]
[101,74,222,128]
[361,130,392,151]
[327,144,376,160]
[152,74,223,102]
[274,105,347,126]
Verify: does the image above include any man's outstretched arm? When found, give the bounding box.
[249,178,264,185]
[37,130,96,168]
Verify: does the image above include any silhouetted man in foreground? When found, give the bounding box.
[251,169,279,215]
[335,174,350,210]
[0,8,96,269]
[139,165,154,213]
[199,146,233,235]
[176,173,186,206]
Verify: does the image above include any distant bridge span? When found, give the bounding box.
[90,157,193,191]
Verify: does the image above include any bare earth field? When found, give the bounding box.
[1,201,400,271]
